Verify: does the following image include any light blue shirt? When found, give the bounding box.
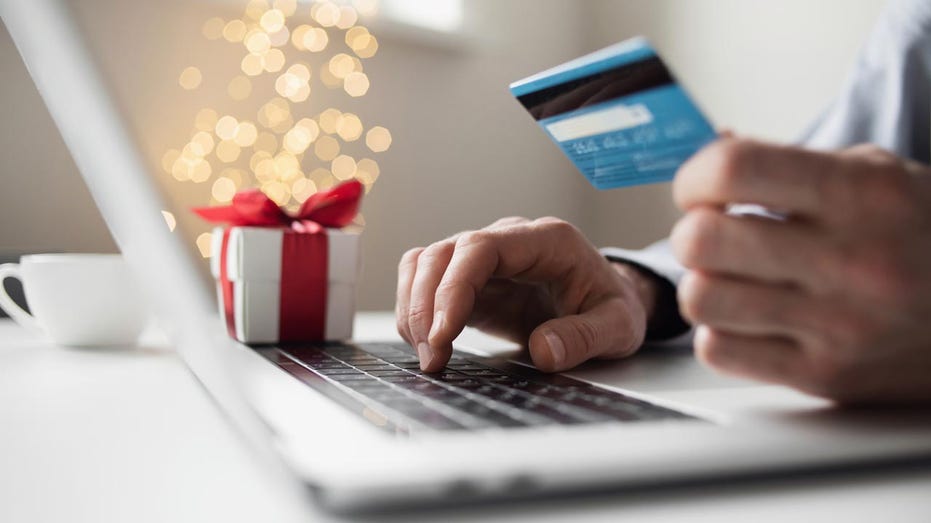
[601,0,931,337]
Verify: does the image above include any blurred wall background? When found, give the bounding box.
[0,0,886,311]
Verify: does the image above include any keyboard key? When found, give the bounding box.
[327,373,377,382]
[316,367,364,375]
[268,343,697,432]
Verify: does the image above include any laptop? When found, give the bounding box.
[5,0,931,513]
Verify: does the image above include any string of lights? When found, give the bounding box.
[157,0,391,257]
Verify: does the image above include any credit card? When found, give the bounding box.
[510,37,716,190]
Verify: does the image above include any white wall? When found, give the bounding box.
[582,0,888,249]
[0,0,889,310]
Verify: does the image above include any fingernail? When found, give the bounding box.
[417,342,434,371]
[428,310,445,340]
[543,330,566,367]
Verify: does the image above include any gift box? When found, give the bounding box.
[209,226,360,343]
[196,180,364,344]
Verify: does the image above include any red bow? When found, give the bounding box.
[194,179,363,233]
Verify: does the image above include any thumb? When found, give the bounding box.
[528,298,645,373]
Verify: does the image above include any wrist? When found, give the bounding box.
[609,260,691,341]
[611,261,658,323]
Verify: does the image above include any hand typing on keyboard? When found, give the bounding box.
[396,217,662,372]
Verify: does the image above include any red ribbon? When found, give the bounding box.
[194,180,363,341]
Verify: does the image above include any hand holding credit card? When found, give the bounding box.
[510,37,717,190]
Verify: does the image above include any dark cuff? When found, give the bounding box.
[605,255,691,341]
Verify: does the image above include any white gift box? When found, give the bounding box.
[210,226,360,343]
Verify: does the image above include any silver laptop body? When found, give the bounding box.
[5,0,931,512]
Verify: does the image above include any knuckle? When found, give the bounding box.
[710,138,758,191]
[435,278,469,299]
[400,247,424,265]
[671,209,720,268]
[849,143,897,163]
[490,216,529,228]
[693,328,728,370]
[418,240,454,263]
[677,272,713,323]
[534,216,580,239]
[406,304,432,329]
[573,317,601,355]
[455,230,492,250]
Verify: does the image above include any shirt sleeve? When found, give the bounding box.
[798,0,931,163]
[600,0,931,339]
[601,240,691,340]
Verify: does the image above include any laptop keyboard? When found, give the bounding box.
[259,342,695,433]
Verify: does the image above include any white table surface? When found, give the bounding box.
[3,314,931,523]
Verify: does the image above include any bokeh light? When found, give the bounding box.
[161,210,178,231]
[260,9,286,33]
[190,158,212,183]
[190,131,215,156]
[318,108,342,134]
[161,149,180,174]
[258,97,292,129]
[343,71,370,97]
[179,66,202,90]
[275,63,311,102]
[264,48,287,72]
[233,121,258,147]
[268,26,291,48]
[244,30,272,54]
[172,0,390,241]
[244,0,268,20]
[337,6,359,29]
[365,126,392,152]
[263,180,291,205]
[353,0,378,16]
[284,122,317,154]
[331,154,357,180]
[216,139,242,163]
[336,113,363,141]
[328,53,356,79]
[240,53,264,76]
[223,19,247,42]
[202,17,225,40]
[227,75,252,100]
[194,108,219,132]
[356,157,380,182]
[302,27,329,52]
[212,176,237,202]
[274,0,298,17]
[346,26,378,58]
[215,115,239,140]
[292,177,318,203]
[313,2,341,27]
[196,232,213,258]
[314,135,340,161]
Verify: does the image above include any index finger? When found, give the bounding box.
[426,220,584,367]
[673,138,844,219]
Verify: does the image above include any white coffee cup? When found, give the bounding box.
[0,254,148,347]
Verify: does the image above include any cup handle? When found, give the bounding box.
[0,263,42,333]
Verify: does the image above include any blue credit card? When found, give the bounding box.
[510,37,716,190]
